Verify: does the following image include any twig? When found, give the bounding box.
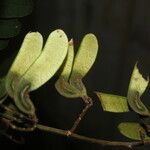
[37,124,150,149]
[0,104,37,131]
[68,96,93,134]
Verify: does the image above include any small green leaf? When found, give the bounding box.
[0,0,33,18]
[127,64,150,116]
[14,29,68,115]
[118,122,150,140]
[96,92,129,112]
[0,39,9,50]
[0,19,21,38]
[70,34,98,80]
[6,32,43,97]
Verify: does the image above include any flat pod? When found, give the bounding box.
[56,34,99,98]
[60,39,74,81]
[6,32,43,97]
[20,29,68,91]
[55,40,79,98]
[14,29,68,115]
[70,34,98,80]
[127,64,150,116]
[69,34,98,96]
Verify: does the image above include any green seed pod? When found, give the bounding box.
[55,34,99,98]
[69,34,98,96]
[70,34,98,80]
[14,29,68,115]
[127,64,150,116]
[6,32,43,98]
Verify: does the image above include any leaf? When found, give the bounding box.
[96,92,129,112]
[0,19,21,38]
[69,34,98,96]
[6,32,43,97]
[127,64,150,116]
[118,122,150,140]
[70,34,98,80]
[14,29,68,115]
[0,40,9,50]
[0,0,33,18]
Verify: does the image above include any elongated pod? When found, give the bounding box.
[59,39,74,81]
[55,40,80,98]
[70,34,98,80]
[127,64,150,116]
[56,34,99,98]
[14,29,68,114]
[69,34,98,96]
[6,32,43,97]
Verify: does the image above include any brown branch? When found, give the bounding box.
[68,95,93,135]
[37,124,150,149]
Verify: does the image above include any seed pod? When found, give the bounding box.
[6,32,43,98]
[14,29,68,115]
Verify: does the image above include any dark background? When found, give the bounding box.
[0,0,150,150]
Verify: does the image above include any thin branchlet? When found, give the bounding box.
[37,124,150,149]
[67,96,93,135]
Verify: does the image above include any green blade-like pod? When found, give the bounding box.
[6,32,43,98]
[127,64,150,116]
[55,40,80,98]
[69,34,98,97]
[118,122,150,140]
[20,29,68,91]
[59,39,74,81]
[70,34,98,80]
[14,29,68,115]
[0,19,21,38]
[55,34,98,98]
[0,0,33,18]
[96,92,129,113]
